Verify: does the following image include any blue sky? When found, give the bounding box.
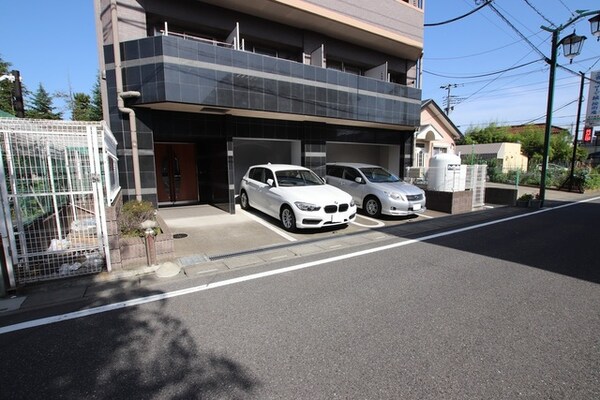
[1,0,599,135]
[423,0,600,135]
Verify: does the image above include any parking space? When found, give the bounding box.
[159,204,444,260]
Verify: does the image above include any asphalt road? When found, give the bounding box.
[1,199,599,399]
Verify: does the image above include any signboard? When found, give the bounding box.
[585,70,600,127]
[583,126,593,143]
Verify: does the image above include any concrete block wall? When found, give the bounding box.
[425,190,473,214]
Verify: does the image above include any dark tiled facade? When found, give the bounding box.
[101,2,422,213]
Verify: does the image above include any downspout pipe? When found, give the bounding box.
[110,0,142,201]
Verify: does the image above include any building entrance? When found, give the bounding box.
[155,142,198,205]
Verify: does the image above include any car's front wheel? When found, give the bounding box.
[280,206,297,232]
[240,190,250,210]
[364,196,382,218]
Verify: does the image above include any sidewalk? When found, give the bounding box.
[1,186,597,318]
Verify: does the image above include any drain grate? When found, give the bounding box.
[173,233,188,239]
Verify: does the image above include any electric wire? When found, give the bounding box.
[423,59,542,79]
[424,0,493,27]
[522,0,556,28]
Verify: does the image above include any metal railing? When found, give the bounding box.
[0,118,119,286]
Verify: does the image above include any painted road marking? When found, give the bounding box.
[2,196,598,335]
[240,209,297,242]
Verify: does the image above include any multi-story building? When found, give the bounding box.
[94,0,424,213]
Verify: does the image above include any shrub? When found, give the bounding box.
[517,193,534,201]
[119,200,157,237]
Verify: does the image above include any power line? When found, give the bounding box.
[522,0,556,28]
[423,59,541,79]
[488,3,548,60]
[424,0,493,27]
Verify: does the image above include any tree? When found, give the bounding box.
[89,74,103,121]
[71,92,93,121]
[0,55,14,115]
[517,126,546,161]
[25,83,62,120]
[458,122,515,145]
[549,132,572,164]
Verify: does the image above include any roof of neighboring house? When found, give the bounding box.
[421,99,463,140]
[505,123,568,135]
[455,143,504,155]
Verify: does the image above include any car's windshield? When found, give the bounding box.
[359,167,400,183]
[276,169,324,186]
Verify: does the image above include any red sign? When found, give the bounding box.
[583,127,593,143]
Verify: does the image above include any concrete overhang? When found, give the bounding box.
[137,102,417,131]
[197,0,423,60]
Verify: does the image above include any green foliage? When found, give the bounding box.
[0,55,15,115]
[458,123,515,145]
[518,126,545,160]
[119,200,157,237]
[89,74,103,121]
[549,132,572,164]
[25,83,62,120]
[517,193,534,201]
[71,92,93,121]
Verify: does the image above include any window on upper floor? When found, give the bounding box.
[326,58,363,75]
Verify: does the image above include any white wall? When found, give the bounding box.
[326,143,400,174]
[233,139,301,193]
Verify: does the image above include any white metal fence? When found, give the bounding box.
[0,118,119,286]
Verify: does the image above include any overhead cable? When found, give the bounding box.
[423,59,541,79]
[424,0,493,27]
[522,0,556,28]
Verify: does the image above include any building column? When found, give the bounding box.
[302,141,327,172]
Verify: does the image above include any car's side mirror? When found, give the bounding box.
[267,178,274,187]
[355,177,364,184]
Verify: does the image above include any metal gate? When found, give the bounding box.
[0,119,119,287]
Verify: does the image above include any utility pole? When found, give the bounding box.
[11,70,24,118]
[440,83,462,115]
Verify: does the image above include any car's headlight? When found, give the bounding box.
[349,199,355,207]
[294,202,321,211]
[387,192,407,201]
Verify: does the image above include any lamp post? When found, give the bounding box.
[538,10,600,207]
[568,72,586,192]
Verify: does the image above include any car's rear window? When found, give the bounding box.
[276,169,324,186]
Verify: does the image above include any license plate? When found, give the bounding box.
[413,204,421,211]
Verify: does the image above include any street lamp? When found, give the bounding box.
[560,33,586,63]
[590,14,600,39]
[538,10,600,207]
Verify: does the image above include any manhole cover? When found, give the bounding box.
[173,233,188,239]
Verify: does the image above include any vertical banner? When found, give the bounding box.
[585,70,600,127]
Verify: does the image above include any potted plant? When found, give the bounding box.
[528,193,541,209]
[516,193,533,207]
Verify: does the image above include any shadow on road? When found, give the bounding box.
[0,288,261,399]
[382,200,600,284]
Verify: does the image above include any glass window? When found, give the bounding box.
[326,165,343,178]
[276,169,324,186]
[359,167,400,183]
[342,167,360,182]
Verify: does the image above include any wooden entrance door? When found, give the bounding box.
[155,143,198,205]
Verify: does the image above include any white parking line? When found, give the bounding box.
[2,196,598,335]
[240,209,297,242]
[418,213,434,219]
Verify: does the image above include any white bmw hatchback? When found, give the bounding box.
[240,164,357,231]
